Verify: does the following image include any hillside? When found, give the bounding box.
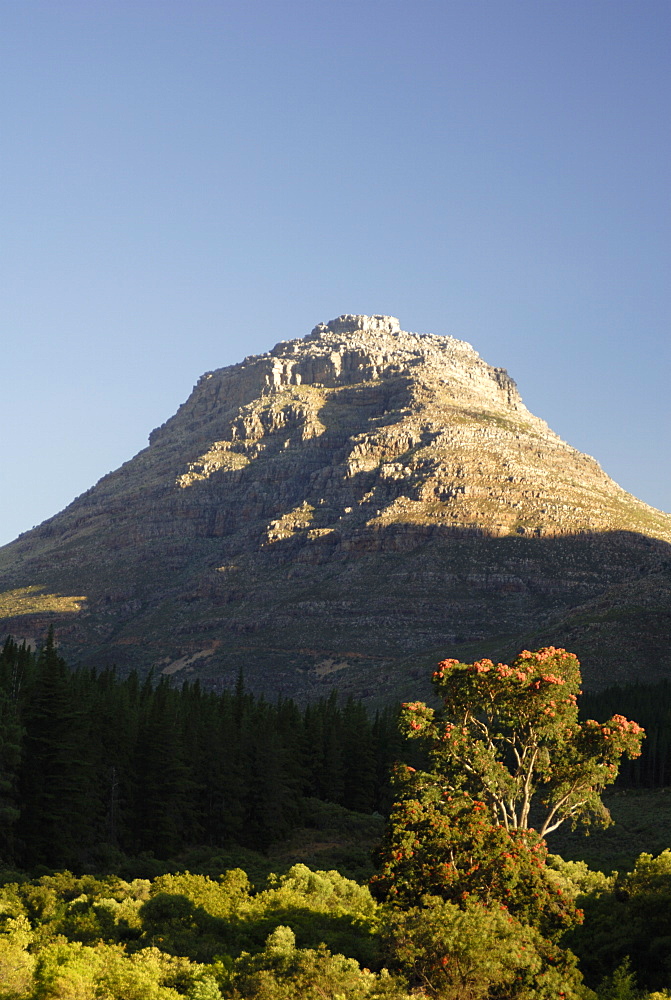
[1,314,670,701]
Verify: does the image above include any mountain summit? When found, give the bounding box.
[2,315,670,701]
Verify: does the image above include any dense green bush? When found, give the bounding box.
[566,850,671,993]
[0,865,410,999]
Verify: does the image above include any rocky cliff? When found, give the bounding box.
[1,315,670,703]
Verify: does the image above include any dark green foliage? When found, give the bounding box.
[17,628,97,866]
[566,850,671,993]
[595,959,639,1000]
[582,680,671,791]
[548,788,671,874]
[3,624,671,997]
[0,632,401,872]
[0,639,24,858]
[383,895,587,1000]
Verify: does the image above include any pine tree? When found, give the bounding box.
[133,677,193,857]
[17,628,96,866]
[0,639,25,859]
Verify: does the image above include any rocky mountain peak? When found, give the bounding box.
[265,313,503,395]
[1,314,670,702]
[310,313,403,337]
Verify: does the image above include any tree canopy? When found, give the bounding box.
[373,648,646,998]
[399,647,644,836]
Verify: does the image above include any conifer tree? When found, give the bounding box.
[0,640,24,858]
[133,677,193,857]
[18,628,95,865]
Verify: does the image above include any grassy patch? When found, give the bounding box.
[549,789,671,873]
[0,585,86,619]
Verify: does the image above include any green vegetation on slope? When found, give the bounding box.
[3,636,671,997]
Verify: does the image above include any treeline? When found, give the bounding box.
[4,629,671,874]
[582,680,671,788]
[0,633,403,871]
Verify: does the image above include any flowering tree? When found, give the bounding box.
[372,777,579,935]
[399,647,644,837]
[373,649,645,997]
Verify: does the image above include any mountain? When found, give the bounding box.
[1,314,670,703]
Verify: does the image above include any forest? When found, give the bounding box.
[0,631,405,868]
[2,633,671,998]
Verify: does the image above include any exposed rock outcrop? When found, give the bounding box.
[1,315,670,702]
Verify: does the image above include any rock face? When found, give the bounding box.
[1,315,670,703]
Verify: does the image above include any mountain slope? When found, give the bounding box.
[1,315,670,702]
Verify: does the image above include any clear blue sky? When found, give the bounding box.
[1,0,669,547]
